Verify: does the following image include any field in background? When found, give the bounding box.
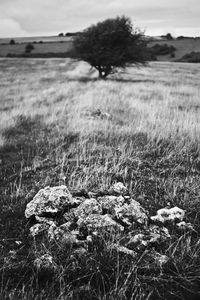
[149,38,200,61]
[1,36,200,61]
[1,59,200,146]
[1,59,200,299]
[0,41,73,57]
[0,35,71,44]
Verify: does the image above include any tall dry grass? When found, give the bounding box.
[1,58,200,299]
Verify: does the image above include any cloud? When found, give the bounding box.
[0,0,199,37]
[0,18,28,37]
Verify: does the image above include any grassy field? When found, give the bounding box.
[0,41,73,57]
[1,58,200,299]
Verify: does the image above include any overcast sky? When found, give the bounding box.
[0,0,199,37]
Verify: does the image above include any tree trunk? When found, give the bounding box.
[98,68,108,79]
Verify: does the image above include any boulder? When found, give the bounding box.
[25,185,80,219]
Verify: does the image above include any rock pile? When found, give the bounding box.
[84,108,111,120]
[25,183,194,271]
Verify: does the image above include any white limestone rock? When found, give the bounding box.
[97,195,125,214]
[73,198,102,219]
[114,199,148,226]
[151,206,185,224]
[77,214,124,233]
[25,185,79,219]
[113,182,127,195]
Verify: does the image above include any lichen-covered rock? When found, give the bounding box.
[77,214,124,233]
[169,207,185,221]
[151,206,185,224]
[30,222,55,237]
[148,225,170,243]
[112,182,127,195]
[34,254,56,272]
[151,251,169,267]
[97,195,125,214]
[73,198,102,219]
[35,216,55,224]
[126,226,170,250]
[25,185,80,219]
[176,221,194,231]
[47,223,80,245]
[114,199,148,226]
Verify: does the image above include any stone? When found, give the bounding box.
[35,216,55,224]
[126,226,170,250]
[169,207,185,221]
[73,198,102,219]
[30,222,54,237]
[176,221,194,231]
[97,195,125,214]
[114,199,148,226]
[47,223,80,245]
[25,185,79,219]
[151,206,185,224]
[113,182,127,195]
[148,225,170,243]
[152,251,169,267]
[77,214,124,233]
[34,254,56,272]
[109,244,137,257]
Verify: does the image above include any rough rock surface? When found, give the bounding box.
[112,182,127,195]
[151,206,185,224]
[114,199,148,226]
[77,214,124,233]
[73,198,102,219]
[25,185,80,219]
[98,195,125,214]
[25,183,193,265]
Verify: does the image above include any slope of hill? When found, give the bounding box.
[149,38,200,61]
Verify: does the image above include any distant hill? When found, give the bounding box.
[148,38,200,61]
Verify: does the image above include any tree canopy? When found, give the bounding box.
[74,16,147,78]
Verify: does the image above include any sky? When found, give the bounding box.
[0,0,199,38]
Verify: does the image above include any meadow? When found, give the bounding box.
[1,58,200,299]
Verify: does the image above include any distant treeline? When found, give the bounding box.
[58,32,81,37]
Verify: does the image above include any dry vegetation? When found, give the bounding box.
[1,58,200,299]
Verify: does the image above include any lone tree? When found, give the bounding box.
[74,16,147,79]
[9,39,15,45]
[25,43,34,53]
